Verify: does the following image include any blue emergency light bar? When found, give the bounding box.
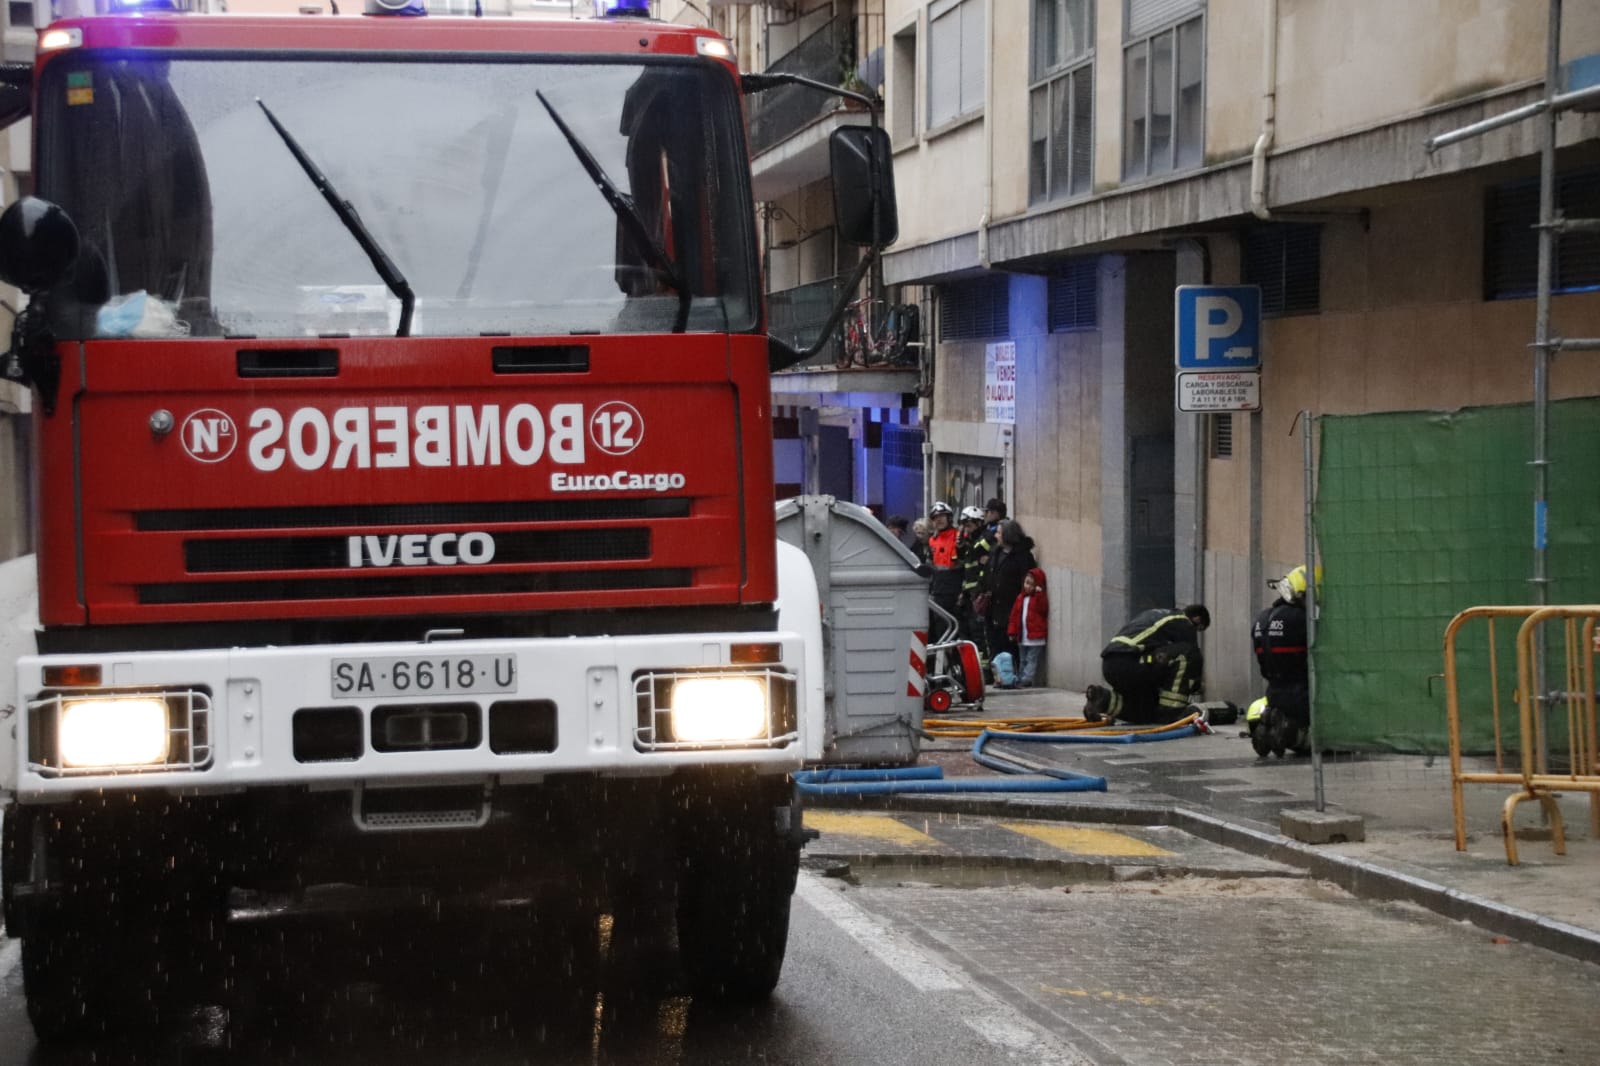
[597,0,651,17]
[365,0,427,15]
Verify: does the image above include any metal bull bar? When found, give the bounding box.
[1445,605,1600,865]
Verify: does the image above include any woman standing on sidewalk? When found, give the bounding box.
[983,520,1036,667]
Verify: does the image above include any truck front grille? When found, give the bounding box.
[185,529,650,573]
[138,498,689,531]
[127,498,697,608]
[139,568,692,605]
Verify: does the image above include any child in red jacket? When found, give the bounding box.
[1007,567,1049,688]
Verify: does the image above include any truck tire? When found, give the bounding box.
[22,911,165,1041]
[675,789,800,1003]
[10,804,225,1042]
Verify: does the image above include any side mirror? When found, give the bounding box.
[0,197,79,294]
[829,126,898,248]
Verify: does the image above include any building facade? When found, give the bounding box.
[699,0,1600,703]
[0,0,1597,708]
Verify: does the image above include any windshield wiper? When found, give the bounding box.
[256,98,416,337]
[535,90,691,334]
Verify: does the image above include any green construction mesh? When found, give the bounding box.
[1313,398,1600,755]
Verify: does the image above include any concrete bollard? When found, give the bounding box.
[1280,808,1367,845]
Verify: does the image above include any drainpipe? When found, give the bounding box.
[977,0,995,267]
[1249,0,1279,220]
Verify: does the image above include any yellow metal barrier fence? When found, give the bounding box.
[1445,605,1600,865]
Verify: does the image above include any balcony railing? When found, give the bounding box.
[748,15,856,157]
[767,277,845,370]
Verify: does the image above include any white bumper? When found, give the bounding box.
[10,627,816,801]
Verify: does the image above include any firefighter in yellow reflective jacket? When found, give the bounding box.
[1085,604,1211,725]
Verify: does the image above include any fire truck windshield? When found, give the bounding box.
[34,54,757,340]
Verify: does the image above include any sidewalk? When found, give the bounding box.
[821,686,1600,966]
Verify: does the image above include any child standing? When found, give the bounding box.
[1007,568,1049,688]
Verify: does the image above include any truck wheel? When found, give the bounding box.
[22,913,164,1041]
[9,802,231,1043]
[676,795,800,1003]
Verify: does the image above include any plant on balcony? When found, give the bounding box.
[837,57,872,108]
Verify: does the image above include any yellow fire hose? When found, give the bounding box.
[922,711,1202,740]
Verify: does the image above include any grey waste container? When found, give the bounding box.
[775,495,930,765]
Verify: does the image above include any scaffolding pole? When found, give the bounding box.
[1532,0,1559,772]
[1426,0,1600,776]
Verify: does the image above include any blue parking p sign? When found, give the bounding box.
[1175,286,1261,370]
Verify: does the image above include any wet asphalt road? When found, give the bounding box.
[0,874,1078,1066]
[5,861,1600,1064]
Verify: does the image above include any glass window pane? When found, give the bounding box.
[1176,17,1203,169]
[1070,65,1093,194]
[40,56,757,338]
[1050,77,1072,200]
[892,28,917,143]
[1149,29,1174,174]
[1123,43,1147,177]
[1030,85,1049,202]
[1064,0,1092,62]
[960,0,986,115]
[928,9,959,127]
[1033,0,1057,80]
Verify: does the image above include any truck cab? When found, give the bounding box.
[0,3,895,1040]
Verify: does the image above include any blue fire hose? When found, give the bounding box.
[794,764,1106,796]
[795,718,1199,796]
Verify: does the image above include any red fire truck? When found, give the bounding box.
[0,0,896,1039]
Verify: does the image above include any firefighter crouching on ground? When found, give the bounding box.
[1085,604,1211,725]
[1250,566,1314,757]
[926,502,962,642]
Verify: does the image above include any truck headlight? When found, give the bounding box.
[58,696,170,767]
[669,677,767,743]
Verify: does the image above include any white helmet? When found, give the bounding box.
[929,501,953,517]
[959,505,984,523]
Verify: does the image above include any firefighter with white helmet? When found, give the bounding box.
[957,505,993,652]
[925,502,961,640]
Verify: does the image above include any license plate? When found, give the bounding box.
[331,654,517,699]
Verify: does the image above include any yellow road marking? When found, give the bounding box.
[804,811,944,849]
[1041,985,1164,1007]
[999,823,1174,857]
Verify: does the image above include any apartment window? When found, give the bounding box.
[1048,257,1098,331]
[1030,0,1094,202]
[891,22,918,145]
[1243,224,1321,317]
[884,424,924,469]
[927,0,985,131]
[939,276,1010,340]
[1122,5,1204,180]
[1485,169,1600,299]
